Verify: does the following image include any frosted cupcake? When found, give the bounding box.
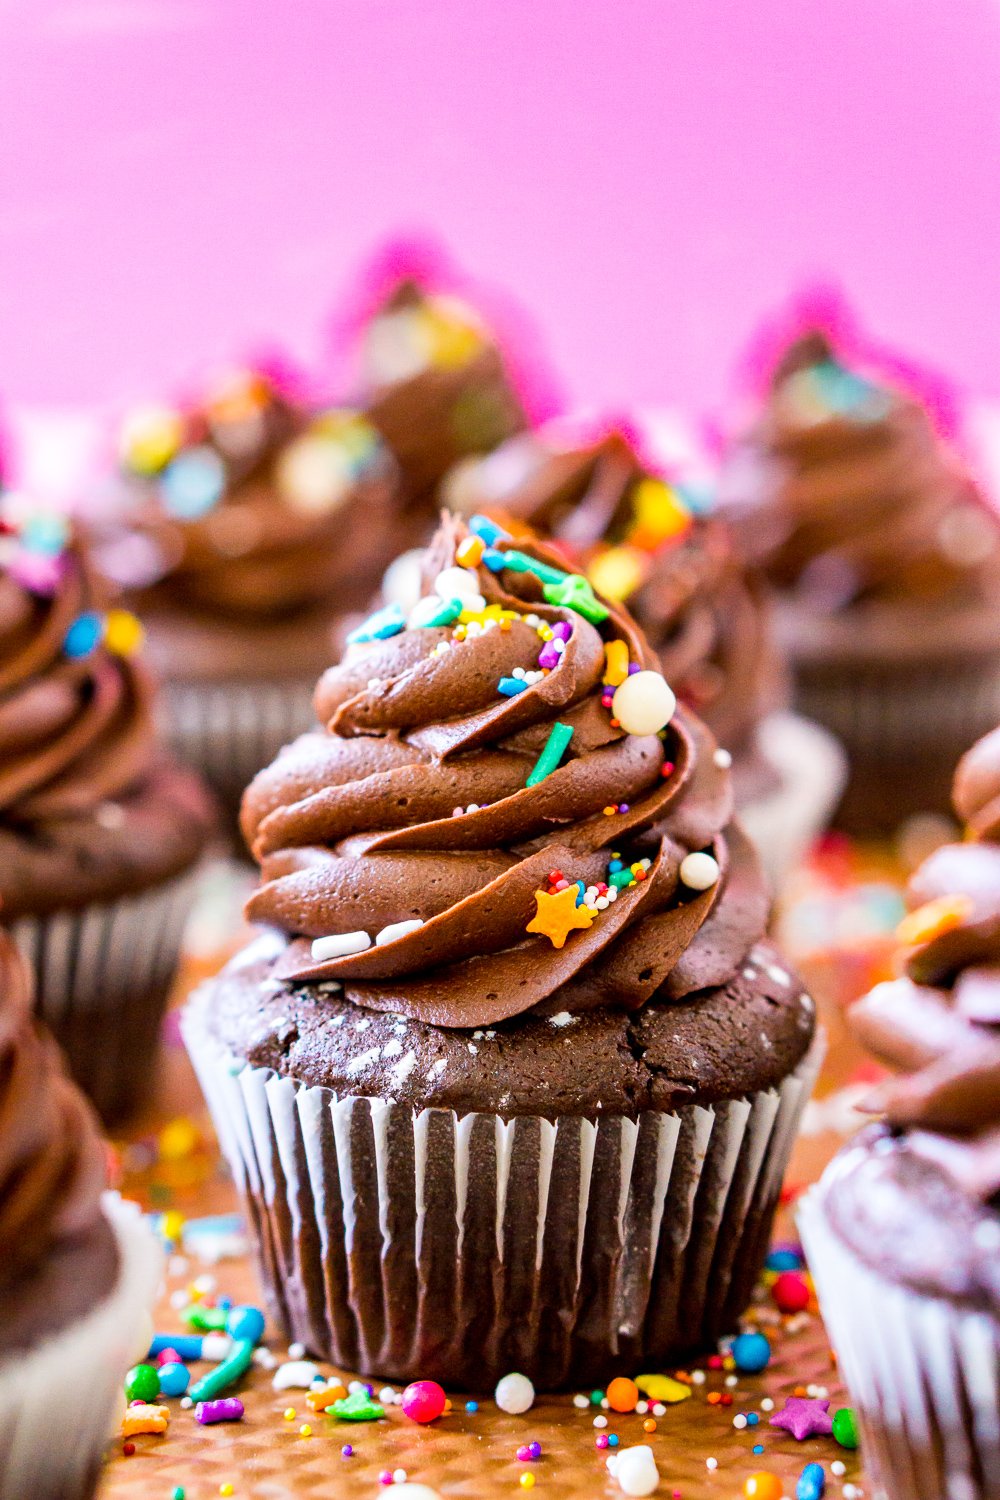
[358,278,528,509]
[0,502,214,1119]
[800,723,1000,1500]
[89,365,406,822]
[439,425,844,882]
[184,512,821,1389]
[0,931,162,1500]
[719,330,1000,833]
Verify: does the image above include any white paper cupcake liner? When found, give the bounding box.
[738,712,847,887]
[9,866,203,1122]
[159,676,319,828]
[799,1184,1000,1500]
[0,1193,163,1500]
[183,995,823,1389]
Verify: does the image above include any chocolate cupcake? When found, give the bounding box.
[0,931,162,1500]
[89,366,407,824]
[184,512,821,1389]
[799,724,1000,1500]
[359,279,528,510]
[440,426,844,882]
[0,504,214,1120]
[719,331,1000,834]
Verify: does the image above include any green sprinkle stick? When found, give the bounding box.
[182,1304,229,1332]
[188,1338,255,1402]
[526,722,574,787]
[500,550,568,586]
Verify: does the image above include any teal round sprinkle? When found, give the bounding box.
[590,1390,603,1405]
[63,611,103,659]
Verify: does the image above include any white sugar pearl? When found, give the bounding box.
[494,1372,534,1414]
[733,1413,748,1429]
[607,1444,660,1496]
[593,1414,608,1428]
[311,930,371,960]
[287,1342,306,1360]
[379,1386,397,1403]
[573,1394,589,1409]
[392,1471,408,1484]
[761,1397,775,1412]
[611,671,676,736]
[714,747,733,769]
[434,566,480,601]
[831,1461,846,1476]
[375,918,424,947]
[706,1457,718,1470]
[679,852,721,891]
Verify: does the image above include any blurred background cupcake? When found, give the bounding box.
[0,930,161,1500]
[86,363,406,827]
[799,723,1000,1500]
[439,421,845,882]
[719,324,1000,836]
[0,498,214,1120]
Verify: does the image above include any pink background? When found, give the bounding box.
[1,0,999,427]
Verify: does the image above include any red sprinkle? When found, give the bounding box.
[122,1442,136,1457]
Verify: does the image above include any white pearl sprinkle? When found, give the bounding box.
[831,1461,846,1477]
[573,1394,589,1409]
[287,1341,306,1360]
[706,1457,718,1471]
[761,1397,775,1412]
[733,1414,747,1429]
[713,747,733,769]
[691,1370,706,1385]
[679,851,721,890]
[494,1372,534,1414]
[593,1414,608,1428]
[725,1374,738,1388]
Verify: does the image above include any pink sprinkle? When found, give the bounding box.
[538,645,560,670]
[595,1434,609,1449]
[551,621,572,641]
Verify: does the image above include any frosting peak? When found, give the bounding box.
[443,426,783,753]
[241,513,769,1028]
[852,722,1000,1200]
[0,511,156,824]
[719,333,1000,611]
[0,932,109,1287]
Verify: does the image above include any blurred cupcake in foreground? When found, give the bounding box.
[184,510,821,1389]
[719,328,1000,834]
[0,930,162,1500]
[440,423,845,883]
[800,723,1000,1500]
[355,276,529,510]
[88,364,406,823]
[0,497,214,1119]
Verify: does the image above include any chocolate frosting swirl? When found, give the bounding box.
[719,332,1000,611]
[444,430,784,754]
[0,931,109,1287]
[241,513,769,1029]
[852,723,1000,1201]
[361,280,527,508]
[97,369,405,622]
[0,531,156,825]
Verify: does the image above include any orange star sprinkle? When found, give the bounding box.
[526,885,596,949]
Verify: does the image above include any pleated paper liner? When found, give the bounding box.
[184,992,823,1390]
[10,866,202,1124]
[793,653,1000,836]
[159,677,319,840]
[0,1194,162,1500]
[799,1185,1000,1500]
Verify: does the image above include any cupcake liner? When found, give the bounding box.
[799,1186,1000,1500]
[793,654,1000,834]
[183,995,823,1389]
[738,712,847,887]
[159,676,319,830]
[0,1193,163,1500]
[9,866,203,1123]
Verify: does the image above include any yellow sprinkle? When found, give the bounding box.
[159,1116,199,1161]
[897,894,975,948]
[120,405,183,474]
[520,1476,536,1491]
[538,625,553,640]
[299,1424,312,1437]
[283,1408,296,1421]
[631,477,692,547]
[161,1208,185,1244]
[589,545,645,602]
[603,639,630,687]
[635,1373,693,1404]
[104,608,145,657]
[220,1487,234,1499]
[456,534,485,567]
[603,805,617,816]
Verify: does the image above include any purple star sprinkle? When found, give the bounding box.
[769,1396,833,1441]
